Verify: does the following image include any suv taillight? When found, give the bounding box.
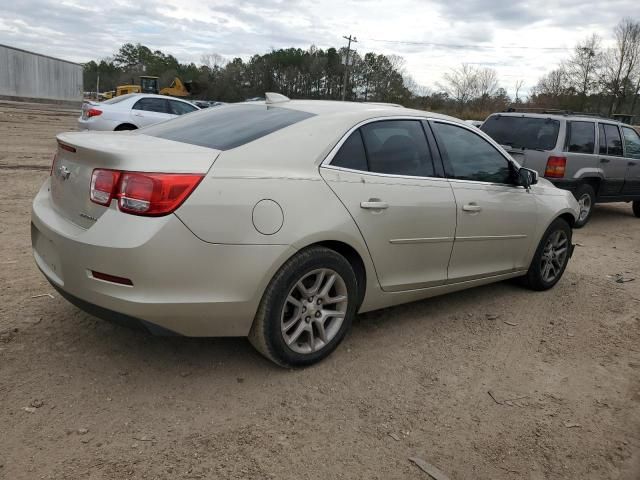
[90,169,204,216]
[545,156,566,178]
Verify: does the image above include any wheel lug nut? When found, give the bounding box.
[308,297,313,302]
[317,299,322,305]
[315,311,321,318]
[305,316,311,323]
[302,307,306,312]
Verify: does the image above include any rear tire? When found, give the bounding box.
[573,184,595,228]
[521,218,572,291]
[248,246,358,368]
[633,200,640,218]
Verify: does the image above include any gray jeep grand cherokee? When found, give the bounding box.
[481,112,640,227]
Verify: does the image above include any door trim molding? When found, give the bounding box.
[389,236,454,244]
[455,234,528,242]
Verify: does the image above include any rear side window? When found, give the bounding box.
[566,121,595,153]
[332,130,368,171]
[481,115,559,151]
[169,100,197,115]
[141,105,315,150]
[623,127,640,159]
[133,98,168,113]
[360,120,434,177]
[433,122,512,184]
[603,124,623,157]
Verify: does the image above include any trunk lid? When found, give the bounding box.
[51,131,219,228]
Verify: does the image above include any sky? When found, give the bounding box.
[0,0,634,97]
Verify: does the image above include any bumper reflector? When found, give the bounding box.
[91,270,133,286]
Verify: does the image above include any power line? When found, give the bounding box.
[364,38,571,51]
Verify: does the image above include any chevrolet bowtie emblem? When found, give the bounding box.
[57,165,71,180]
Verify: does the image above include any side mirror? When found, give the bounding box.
[518,167,538,188]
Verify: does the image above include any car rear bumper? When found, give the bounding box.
[31,179,295,336]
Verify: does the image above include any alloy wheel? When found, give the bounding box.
[540,230,569,283]
[577,193,592,223]
[281,268,349,355]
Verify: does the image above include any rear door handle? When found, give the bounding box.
[360,200,388,210]
[462,203,482,213]
[600,158,610,163]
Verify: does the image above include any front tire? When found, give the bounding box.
[249,246,358,367]
[573,184,595,228]
[633,200,640,218]
[521,218,572,291]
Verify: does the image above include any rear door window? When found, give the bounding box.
[566,121,595,153]
[603,124,623,156]
[141,104,315,150]
[133,98,168,113]
[622,127,640,159]
[598,124,607,155]
[481,115,560,151]
[360,120,435,177]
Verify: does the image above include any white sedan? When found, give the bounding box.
[78,93,199,131]
[34,93,579,367]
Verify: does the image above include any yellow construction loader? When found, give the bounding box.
[160,77,192,97]
[101,76,159,99]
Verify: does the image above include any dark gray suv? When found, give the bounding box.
[481,112,640,227]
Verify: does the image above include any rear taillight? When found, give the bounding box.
[545,156,566,178]
[90,169,121,206]
[90,169,204,216]
[87,108,102,118]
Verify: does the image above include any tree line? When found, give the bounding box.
[82,16,639,121]
[83,44,414,104]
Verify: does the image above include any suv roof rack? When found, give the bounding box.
[503,107,610,119]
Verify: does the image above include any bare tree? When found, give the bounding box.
[603,18,640,114]
[565,34,602,110]
[476,67,499,110]
[514,79,525,104]
[200,53,228,70]
[437,64,478,112]
[533,68,568,98]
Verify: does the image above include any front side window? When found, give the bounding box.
[622,127,640,159]
[360,120,434,177]
[603,124,623,157]
[433,122,513,184]
[169,100,197,115]
[331,130,368,171]
[566,121,595,153]
[133,98,168,113]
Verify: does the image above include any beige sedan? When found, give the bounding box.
[32,93,579,367]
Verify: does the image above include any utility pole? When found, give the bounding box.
[341,35,357,101]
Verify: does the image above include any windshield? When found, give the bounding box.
[481,115,560,151]
[140,104,315,150]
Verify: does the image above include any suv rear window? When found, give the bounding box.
[481,115,560,151]
[140,104,315,150]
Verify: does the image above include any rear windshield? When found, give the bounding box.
[102,94,139,105]
[140,104,315,150]
[481,115,560,151]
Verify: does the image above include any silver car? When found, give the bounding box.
[32,94,579,367]
[481,112,640,226]
[78,93,199,131]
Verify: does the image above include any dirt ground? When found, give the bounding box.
[1,100,639,480]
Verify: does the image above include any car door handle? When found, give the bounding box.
[462,203,482,213]
[360,200,388,210]
[600,158,610,163]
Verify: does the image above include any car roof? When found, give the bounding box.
[242,99,461,123]
[487,111,629,126]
